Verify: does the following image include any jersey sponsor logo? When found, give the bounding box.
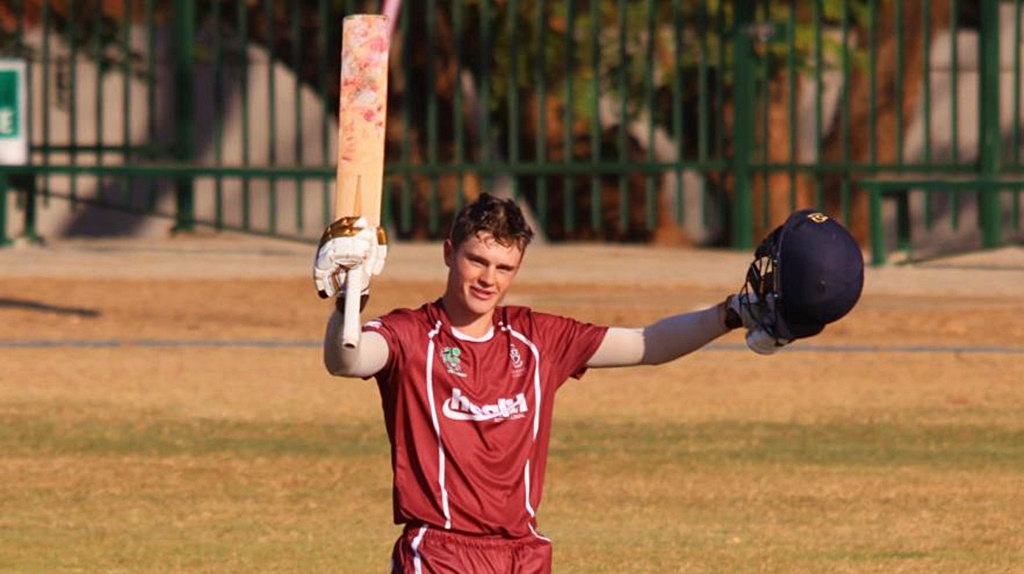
[441,347,467,378]
[442,388,528,422]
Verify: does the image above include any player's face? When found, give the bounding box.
[443,232,524,328]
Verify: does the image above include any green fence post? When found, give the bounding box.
[0,174,9,246]
[868,184,885,266]
[978,0,1001,248]
[173,0,196,232]
[731,0,755,250]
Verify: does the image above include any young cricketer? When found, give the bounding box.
[312,194,863,573]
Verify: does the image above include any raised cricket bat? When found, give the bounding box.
[336,14,390,348]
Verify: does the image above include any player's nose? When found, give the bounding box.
[478,265,496,285]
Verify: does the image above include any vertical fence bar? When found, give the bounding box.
[787,0,797,213]
[399,1,412,233]
[319,0,331,227]
[922,0,932,229]
[291,0,304,232]
[715,2,725,162]
[698,3,711,228]
[213,0,225,228]
[713,2,727,232]
[263,0,277,233]
[426,0,439,234]
[173,0,196,232]
[0,175,8,245]
[11,0,31,241]
[318,0,331,227]
[813,0,824,206]
[950,0,960,168]
[840,0,851,222]
[588,0,601,232]
[237,0,251,229]
[671,0,684,226]
[978,0,1002,248]
[1016,0,1023,168]
[453,0,466,214]
[644,0,656,231]
[93,4,104,198]
[121,0,133,203]
[534,0,549,229]
[949,0,962,230]
[1015,0,1023,229]
[894,0,904,165]
[40,2,51,203]
[868,0,877,167]
[507,0,521,202]
[616,0,629,233]
[758,0,770,229]
[732,0,755,249]
[481,0,493,197]
[563,1,576,235]
[145,0,157,209]
[68,5,79,206]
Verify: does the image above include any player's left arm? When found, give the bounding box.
[587,299,738,367]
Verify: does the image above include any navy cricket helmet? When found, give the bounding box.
[743,209,864,341]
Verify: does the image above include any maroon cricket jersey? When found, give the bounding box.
[364,299,608,539]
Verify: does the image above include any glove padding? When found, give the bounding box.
[725,293,791,355]
[313,216,387,299]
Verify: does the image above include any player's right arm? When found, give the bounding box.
[323,311,389,377]
[314,218,390,378]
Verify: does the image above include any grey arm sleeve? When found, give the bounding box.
[323,311,389,378]
[587,303,730,368]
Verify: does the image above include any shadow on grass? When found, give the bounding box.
[0,298,101,318]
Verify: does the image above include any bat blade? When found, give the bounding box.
[336,14,390,226]
[336,14,390,348]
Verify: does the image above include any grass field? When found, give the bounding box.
[2,243,1024,573]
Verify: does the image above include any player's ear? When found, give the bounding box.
[443,239,454,267]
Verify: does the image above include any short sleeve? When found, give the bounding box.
[527,311,608,386]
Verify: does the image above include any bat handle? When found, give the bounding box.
[341,269,363,349]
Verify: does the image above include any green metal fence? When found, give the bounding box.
[1,0,1022,263]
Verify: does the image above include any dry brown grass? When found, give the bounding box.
[2,277,1023,573]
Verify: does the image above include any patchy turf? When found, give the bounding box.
[2,272,1023,573]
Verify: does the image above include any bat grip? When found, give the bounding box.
[341,269,363,349]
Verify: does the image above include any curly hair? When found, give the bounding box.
[448,193,534,252]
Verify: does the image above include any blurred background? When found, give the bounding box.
[1,0,1024,264]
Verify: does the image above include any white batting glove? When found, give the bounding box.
[745,327,791,355]
[313,216,388,299]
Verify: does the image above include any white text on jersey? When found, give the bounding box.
[442,388,529,422]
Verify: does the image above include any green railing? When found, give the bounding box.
[1,0,1022,262]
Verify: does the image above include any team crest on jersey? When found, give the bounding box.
[441,347,467,378]
[509,344,526,377]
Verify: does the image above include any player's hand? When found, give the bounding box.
[745,327,791,355]
[313,216,388,299]
[724,292,763,331]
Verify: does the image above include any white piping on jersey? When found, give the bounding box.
[425,320,453,530]
[410,524,429,574]
[522,459,550,542]
[505,325,543,440]
[505,323,547,540]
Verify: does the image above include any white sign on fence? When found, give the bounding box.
[0,59,28,165]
